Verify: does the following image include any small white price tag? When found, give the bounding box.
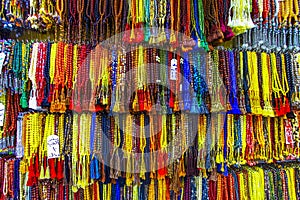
[29,89,38,110]
[180,58,184,64]
[0,52,6,74]
[29,96,38,110]
[47,135,60,159]
[170,59,177,80]
[0,103,5,127]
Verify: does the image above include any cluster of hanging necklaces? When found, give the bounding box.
[0,0,300,200]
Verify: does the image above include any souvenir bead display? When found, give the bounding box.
[0,0,299,200]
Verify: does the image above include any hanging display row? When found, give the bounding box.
[1,0,299,48]
[2,40,300,115]
[10,112,300,178]
[0,157,299,200]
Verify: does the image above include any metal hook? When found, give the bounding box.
[248,28,252,47]
[259,17,263,41]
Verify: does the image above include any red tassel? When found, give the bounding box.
[134,23,145,43]
[74,100,82,113]
[138,89,144,111]
[278,98,284,116]
[34,155,39,179]
[48,158,57,179]
[122,23,131,43]
[26,158,35,186]
[95,104,103,112]
[169,94,174,109]
[56,159,64,180]
[69,98,74,110]
[283,97,291,114]
[157,152,168,178]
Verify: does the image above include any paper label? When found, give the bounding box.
[29,89,38,110]
[47,135,60,159]
[29,96,37,110]
[0,52,6,74]
[170,59,177,80]
[0,103,5,127]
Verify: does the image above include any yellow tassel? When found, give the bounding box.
[178,157,186,177]
[44,166,50,179]
[72,185,79,193]
[202,169,207,178]
[133,185,139,200]
[262,107,275,117]
[130,23,136,42]
[170,32,176,44]
[149,36,157,44]
[126,153,133,186]
[113,92,120,112]
[133,94,139,112]
[19,161,27,174]
[158,32,166,43]
[39,166,45,180]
